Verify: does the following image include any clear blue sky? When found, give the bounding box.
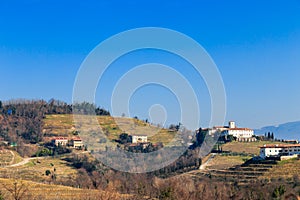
[0,0,300,129]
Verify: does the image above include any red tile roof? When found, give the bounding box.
[53,137,68,140]
[72,137,82,141]
[214,126,227,128]
[260,144,300,148]
[228,128,253,131]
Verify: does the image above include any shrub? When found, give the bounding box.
[45,170,51,176]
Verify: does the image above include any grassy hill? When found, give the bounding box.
[0,150,23,167]
[205,155,251,170]
[201,141,287,170]
[43,114,177,145]
[0,178,129,200]
[0,114,184,199]
[187,140,300,186]
[0,156,78,183]
[221,141,285,155]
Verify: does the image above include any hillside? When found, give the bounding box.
[0,178,129,200]
[260,158,300,180]
[187,141,300,190]
[43,114,178,145]
[221,141,286,155]
[255,121,300,140]
[0,155,79,183]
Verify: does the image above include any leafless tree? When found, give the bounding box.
[1,180,29,200]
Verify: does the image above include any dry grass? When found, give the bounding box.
[0,156,78,183]
[0,178,130,200]
[0,150,14,166]
[43,114,176,145]
[11,151,23,164]
[206,155,251,170]
[221,141,285,155]
[260,158,300,180]
[0,150,23,167]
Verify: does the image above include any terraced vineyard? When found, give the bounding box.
[0,150,14,166]
[259,158,300,180]
[185,139,299,185]
[188,159,278,184]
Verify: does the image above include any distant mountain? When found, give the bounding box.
[254,121,300,140]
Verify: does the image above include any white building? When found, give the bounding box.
[223,128,254,139]
[71,137,83,148]
[131,135,148,144]
[223,121,254,138]
[260,144,300,159]
[52,137,68,146]
[206,121,255,140]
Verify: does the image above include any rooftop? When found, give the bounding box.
[228,128,253,131]
[131,134,147,137]
[260,144,300,148]
[72,137,82,141]
[53,137,68,140]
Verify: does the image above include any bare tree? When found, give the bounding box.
[1,180,29,200]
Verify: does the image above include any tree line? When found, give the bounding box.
[0,99,110,156]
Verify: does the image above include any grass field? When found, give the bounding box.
[0,156,78,183]
[206,155,252,170]
[0,178,129,200]
[0,150,23,167]
[43,114,177,145]
[221,141,285,155]
[0,150,13,166]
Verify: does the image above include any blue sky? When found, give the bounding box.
[0,0,300,129]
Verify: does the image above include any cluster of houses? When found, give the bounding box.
[202,121,300,160]
[52,137,84,149]
[203,121,257,142]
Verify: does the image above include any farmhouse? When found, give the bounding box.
[71,137,84,148]
[131,134,148,144]
[52,137,68,146]
[259,144,300,159]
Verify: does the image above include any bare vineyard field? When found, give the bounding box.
[0,178,130,200]
[44,114,176,145]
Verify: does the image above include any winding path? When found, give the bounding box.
[2,152,46,168]
[199,153,216,170]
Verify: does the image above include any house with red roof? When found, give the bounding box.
[259,143,300,159]
[52,137,68,146]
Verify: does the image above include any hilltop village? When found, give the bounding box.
[201,121,300,160]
